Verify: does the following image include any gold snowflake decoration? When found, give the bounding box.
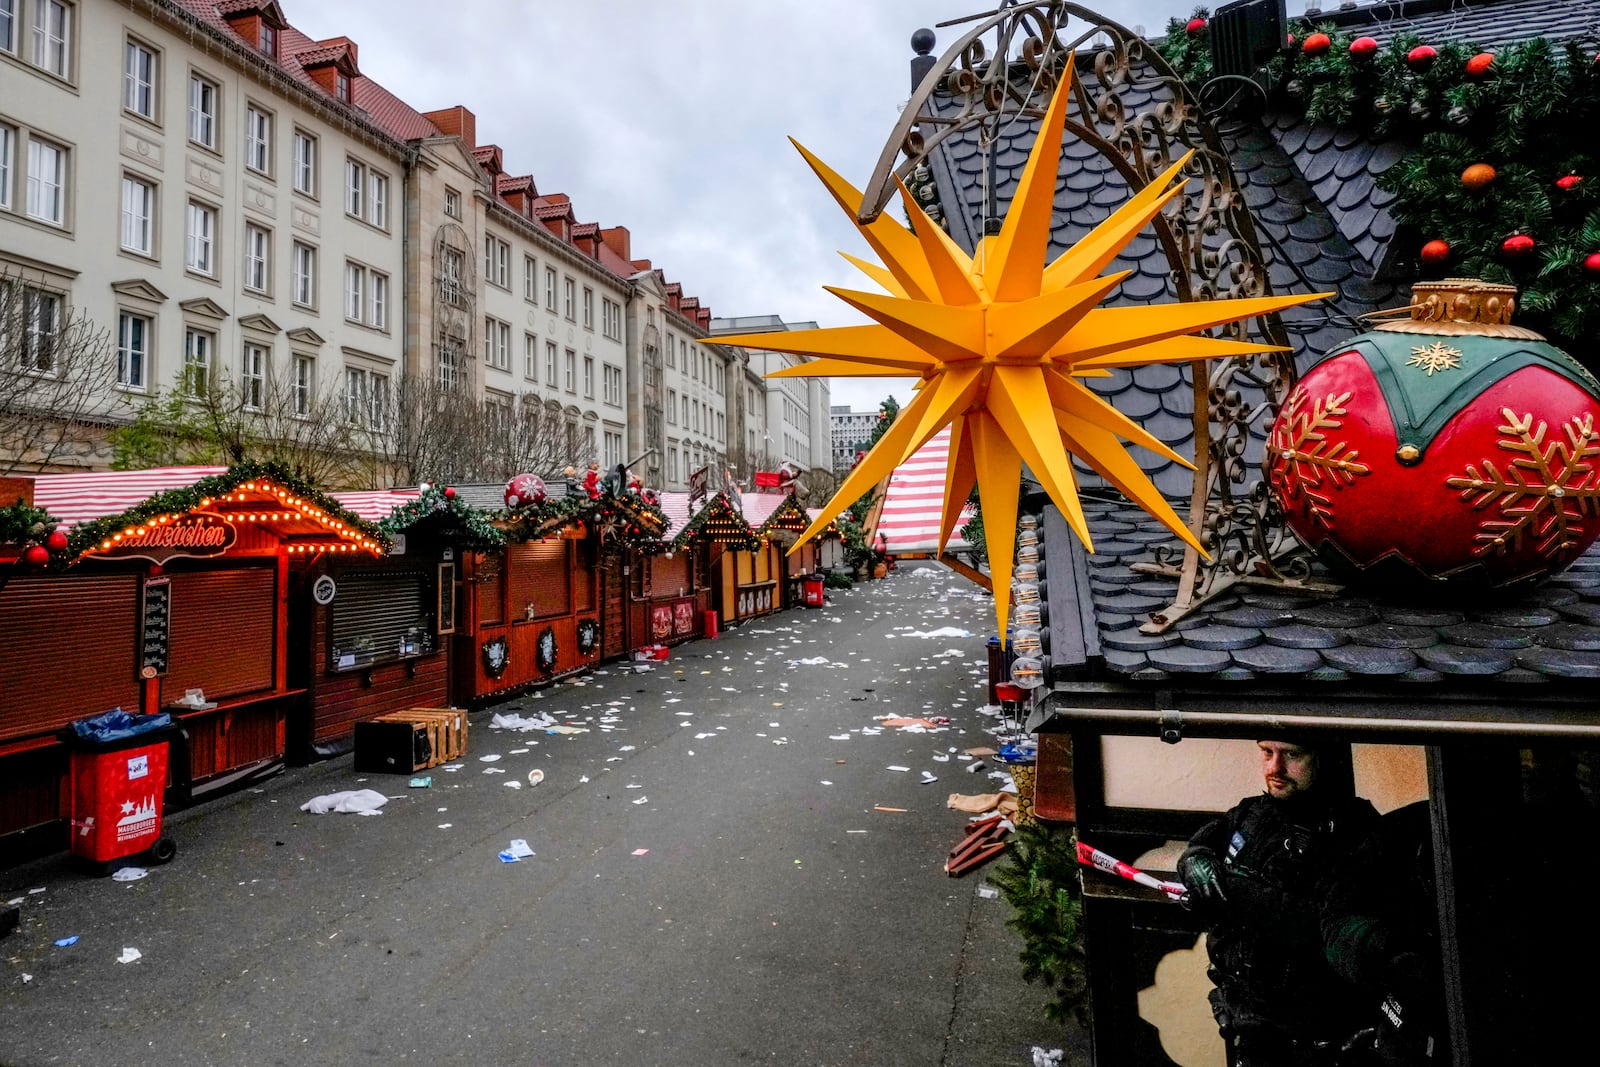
[1269,386,1371,529]
[1446,408,1600,560]
[1406,342,1462,376]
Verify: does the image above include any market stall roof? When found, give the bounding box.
[328,488,420,521]
[737,491,787,529]
[1032,497,1600,743]
[34,464,386,560]
[32,466,228,527]
[871,427,974,557]
[655,490,756,547]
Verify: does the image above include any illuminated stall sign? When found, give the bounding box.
[85,513,237,564]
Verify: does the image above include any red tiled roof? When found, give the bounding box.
[497,174,536,195]
[572,221,599,238]
[535,198,575,221]
[294,43,353,70]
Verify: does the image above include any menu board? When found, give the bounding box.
[140,577,170,678]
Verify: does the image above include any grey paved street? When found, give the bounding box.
[0,564,1081,1066]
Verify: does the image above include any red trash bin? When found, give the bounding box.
[704,610,719,639]
[803,574,825,608]
[64,717,177,870]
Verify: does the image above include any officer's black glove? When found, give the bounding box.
[1179,851,1229,910]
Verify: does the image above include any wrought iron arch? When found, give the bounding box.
[864,2,1320,630]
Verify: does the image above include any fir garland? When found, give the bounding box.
[1159,10,1600,352]
[0,499,59,547]
[65,461,388,564]
[499,492,667,548]
[636,493,759,556]
[380,486,505,550]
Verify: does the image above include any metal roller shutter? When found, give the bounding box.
[166,567,275,700]
[0,574,142,741]
[508,541,569,619]
[328,569,430,667]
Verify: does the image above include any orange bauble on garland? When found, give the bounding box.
[1461,163,1497,190]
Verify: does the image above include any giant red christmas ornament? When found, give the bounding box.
[504,473,546,509]
[1270,279,1600,588]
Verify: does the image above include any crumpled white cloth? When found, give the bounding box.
[300,789,388,815]
[490,712,557,732]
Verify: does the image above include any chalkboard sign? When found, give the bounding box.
[140,577,170,678]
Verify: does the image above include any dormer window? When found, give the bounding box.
[259,23,276,58]
[335,71,350,102]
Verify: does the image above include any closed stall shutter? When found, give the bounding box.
[573,540,595,614]
[328,569,430,668]
[476,551,505,626]
[508,541,569,619]
[166,567,275,701]
[653,552,689,596]
[0,574,142,741]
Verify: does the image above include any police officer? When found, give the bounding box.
[1178,739,1380,1066]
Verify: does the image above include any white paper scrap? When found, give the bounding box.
[111,867,148,882]
[117,947,142,964]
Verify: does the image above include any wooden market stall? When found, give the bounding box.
[622,490,717,652]
[296,486,501,759]
[0,465,385,858]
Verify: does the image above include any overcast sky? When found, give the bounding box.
[293,2,1317,414]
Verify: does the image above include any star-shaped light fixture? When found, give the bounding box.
[709,64,1327,640]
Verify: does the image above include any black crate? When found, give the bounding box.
[352,719,432,774]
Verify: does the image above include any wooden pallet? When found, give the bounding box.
[354,707,468,773]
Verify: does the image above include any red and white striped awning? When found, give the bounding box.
[31,466,228,528]
[872,428,974,556]
[328,488,421,522]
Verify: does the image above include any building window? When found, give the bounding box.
[344,367,368,423]
[241,342,266,410]
[368,372,388,430]
[245,105,271,174]
[344,261,364,322]
[524,333,537,381]
[369,271,388,329]
[438,246,465,307]
[291,354,313,416]
[669,447,678,483]
[602,298,622,341]
[582,287,594,330]
[544,267,557,311]
[483,317,509,370]
[444,186,461,220]
[116,311,148,391]
[604,430,622,469]
[438,343,461,390]
[183,328,212,396]
[120,176,154,255]
[583,356,594,398]
[31,0,68,78]
[666,334,676,369]
[484,234,509,289]
[123,39,156,119]
[188,75,217,149]
[185,201,216,275]
[524,255,536,302]
[544,340,557,384]
[292,129,316,194]
[681,394,689,426]
[369,171,387,228]
[667,389,676,424]
[25,137,65,225]
[563,277,576,321]
[291,241,315,306]
[244,224,269,293]
[17,286,59,372]
[344,159,363,218]
[0,0,14,54]
[335,70,350,103]
[0,124,12,211]
[564,349,576,392]
[603,364,622,406]
[258,21,276,59]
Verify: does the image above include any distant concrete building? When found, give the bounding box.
[708,315,830,480]
[830,405,880,472]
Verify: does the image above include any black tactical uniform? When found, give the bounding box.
[1180,788,1381,1066]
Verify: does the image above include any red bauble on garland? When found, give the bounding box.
[1269,279,1600,589]
[1585,253,1600,278]
[1302,32,1332,56]
[22,544,48,567]
[1557,175,1584,191]
[1466,52,1495,78]
[45,529,68,552]
[1407,45,1437,70]
[1420,240,1451,265]
[1502,234,1536,258]
[1185,17,1206,35]
[1349,36,1378,59]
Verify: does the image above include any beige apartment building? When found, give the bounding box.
[709,314,831,481]
[0,0,409,469]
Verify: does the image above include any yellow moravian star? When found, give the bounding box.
[707,64,1326,642]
